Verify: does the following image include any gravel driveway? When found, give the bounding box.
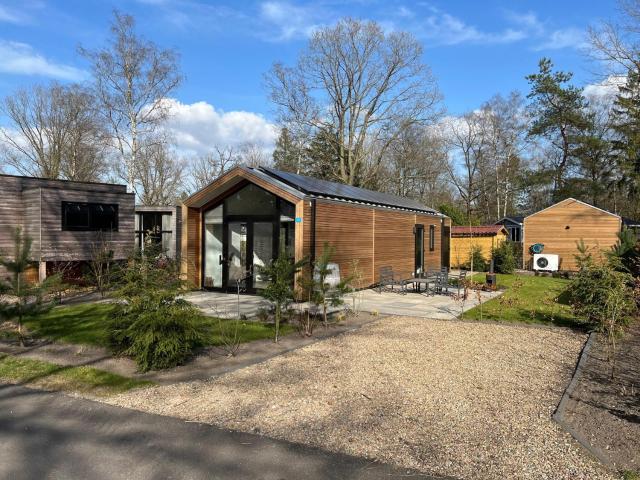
[103,317,614,480]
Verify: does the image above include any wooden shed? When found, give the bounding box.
[450,225,508,269]
[523,198,622,271]
[180,166,450,292]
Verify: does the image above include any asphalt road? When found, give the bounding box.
[0,384,442,480]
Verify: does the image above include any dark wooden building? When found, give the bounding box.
[181,166,450,292]
[0,174,134,282]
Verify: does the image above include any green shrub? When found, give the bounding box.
[492,241,517,274]
[608,229,640,277]
[569,262,637,378]
[109,294,206,372]
[465,244,488,272]
[107,249,207,372]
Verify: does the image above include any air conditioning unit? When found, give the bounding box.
[533,253,559,272]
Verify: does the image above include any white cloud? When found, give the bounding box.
[162,98,278,156]
[0,41,86,81]
[259,1,323,41]
[532,27,587,51]
[583,75,626,101]
[0,5,28,24]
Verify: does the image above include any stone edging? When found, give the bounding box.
[552,332,616,471]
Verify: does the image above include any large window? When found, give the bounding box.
[62,202,118,231]
[135,211,173,255]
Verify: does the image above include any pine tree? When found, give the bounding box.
[272,128,302,173]
[526,58,590,201]
[0,228,53,346]
[611,69,640,218]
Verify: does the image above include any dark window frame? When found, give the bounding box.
[62,201,119,232]
[429,224,436,251]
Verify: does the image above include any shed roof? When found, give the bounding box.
[451,225,508,237]
[258,167,438,214]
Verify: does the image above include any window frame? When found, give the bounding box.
[135,211,173,252]
[429,224,436,252]
[61,201,119,232]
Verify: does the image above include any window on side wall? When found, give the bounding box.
[62,202,118,231]
[429,225,435,251]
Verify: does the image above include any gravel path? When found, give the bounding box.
[102,317,614,480]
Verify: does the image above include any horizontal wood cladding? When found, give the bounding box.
[524,199,621,271]
[416,214,443,272]
[450,233,507,268]
[313,201,375,287]
[0,176,134,264]
[373,210,415,281]
[38,188,135,261]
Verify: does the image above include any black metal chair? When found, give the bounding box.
[378,266,408,294]
[432,272,450,295]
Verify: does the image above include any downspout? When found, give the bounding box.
[310,198,317,266]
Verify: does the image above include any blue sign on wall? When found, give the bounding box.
[295,217,302,223]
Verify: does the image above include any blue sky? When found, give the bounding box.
[0,0,620,154]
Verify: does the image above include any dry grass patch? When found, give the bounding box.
[103,317,614,479]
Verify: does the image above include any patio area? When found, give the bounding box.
[184,286,501,320]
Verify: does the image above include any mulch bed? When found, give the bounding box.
[563,320,640,473]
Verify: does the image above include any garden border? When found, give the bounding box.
[552,332,616,471]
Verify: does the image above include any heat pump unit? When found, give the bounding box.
[533,253,559,272]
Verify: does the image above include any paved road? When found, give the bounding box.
[0,384,442,480]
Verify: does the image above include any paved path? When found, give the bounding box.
[0,384,442,480]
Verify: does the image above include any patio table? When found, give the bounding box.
[406,275,439,294]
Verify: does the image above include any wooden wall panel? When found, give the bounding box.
[416,214,444,272]
[0,175,133,280]
[450,233,507,268]
[313,201,375,287]
[38,188,135,261]
[183,206,202,287]
[373,210,416,283]
[523,199,621,271]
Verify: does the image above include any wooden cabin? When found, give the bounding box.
[450,225,508,269]
[523,198,622,271]
[0,174,134,282]
[180,166,451,292]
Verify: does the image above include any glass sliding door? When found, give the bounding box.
[203,206,223,288]
[227,222,248,288]
[253,222,274,289]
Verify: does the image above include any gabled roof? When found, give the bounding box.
[451,225,508,237]
[496,215,524,225]
[258,167,439,214]
[524,198,621,220]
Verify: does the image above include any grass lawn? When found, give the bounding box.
[0,353,154,395]
[462,273,584,328]
[23,302,295,348]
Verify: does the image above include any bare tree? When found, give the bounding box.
[136,139,184,205]
[0,83,108,181]
[588,0,640,75]
[79,11,182,192]
[237,142,269,168]
[267,18,441,187]
[443,113,486,221]
[189,145,239,191]
[478,92,528,220]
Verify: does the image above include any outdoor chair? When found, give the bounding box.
[432,272,450,295]
[378,266,408,294]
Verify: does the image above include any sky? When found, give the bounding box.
[0,0,622,157]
